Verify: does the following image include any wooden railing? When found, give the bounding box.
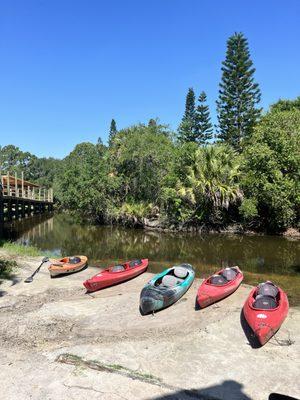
[0,171,53,203]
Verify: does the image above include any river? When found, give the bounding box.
[2,213,300,305]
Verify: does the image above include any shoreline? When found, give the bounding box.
[0,252,299,400]
[48,209,300,238]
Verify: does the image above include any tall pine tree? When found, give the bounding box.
[108,119,117,146]
[178,88,196,142]
[194,91,213,144]
[148,118,157,127]
[216,32,261,149]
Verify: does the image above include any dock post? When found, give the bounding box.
[15,172,18,198]
[7,199,12,222]
[21,172,24,198]
[7,171,10,196]
[21,200,25,218]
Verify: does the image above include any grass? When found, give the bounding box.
[57,353,161,384]
[0,241,54,258]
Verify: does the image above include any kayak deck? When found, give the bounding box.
[84,258,148,292]
[197,267,243,308]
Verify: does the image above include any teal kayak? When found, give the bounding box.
[140,263,195,314]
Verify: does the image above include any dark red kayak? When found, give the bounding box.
[83,259,148,292]
[243,282,289,346]
[197,266,243,308]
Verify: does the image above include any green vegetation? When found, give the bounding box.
[0,257,17,280]
[178,87,196,142]
[57,353,161,384]
[1,32,299,234]
[1,242,41,256]
[195,91,213,144]
[178,88,213,144]
[108,118,118,146]
[0,241,53,257]
[216,32,261,149]
[0,144,61,188]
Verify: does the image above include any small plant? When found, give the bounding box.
[0,258,17,280]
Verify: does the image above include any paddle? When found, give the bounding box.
[24,257,49,283]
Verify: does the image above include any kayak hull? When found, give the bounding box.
[83,259,148,292]
[243,286,289,346]
[197,267,243,308]
[48,256,88,277]
[140,264,195,314]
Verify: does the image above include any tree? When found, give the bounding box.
[194,91,213,144]
[109,124,175,203]
[148,118,157,127]
[178,88,197,142]
[162,144,242,225]
[216,32,261,149]
[108,119,117,146]
[0,145,36,179]
[54,142,116,222]
[270,96,300,112]
[241,109,300,232]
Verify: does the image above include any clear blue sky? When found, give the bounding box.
[1,0,299,158]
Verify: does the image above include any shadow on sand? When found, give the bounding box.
[240,309,261,349]
[150,380,252,400]
[269,394,299,400]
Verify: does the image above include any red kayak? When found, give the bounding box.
[197,266,243,308]
[243,282,289,346]
[83,258,148,292]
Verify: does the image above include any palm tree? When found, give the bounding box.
[178,145,242,222]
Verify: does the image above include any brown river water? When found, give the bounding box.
[2,213,300,305]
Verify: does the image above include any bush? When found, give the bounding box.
[241,109,300,232]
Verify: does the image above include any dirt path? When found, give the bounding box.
[0,252,299,400]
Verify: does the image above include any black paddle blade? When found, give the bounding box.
[24,257,49,283]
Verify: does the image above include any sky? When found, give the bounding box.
[0,0,299,159]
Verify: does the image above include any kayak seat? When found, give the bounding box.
[257,282,279,298]
[253,295,278,310]
[221,267,237,281]
[68,257,81,264]
[161,275,183,287]
[173,267,188,279]
[111,264,125,272]
[129,259,142,268]
[209,274,228,286]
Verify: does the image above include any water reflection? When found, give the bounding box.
[2,213,300,305]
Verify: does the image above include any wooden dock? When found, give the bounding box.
[0,171,53,224]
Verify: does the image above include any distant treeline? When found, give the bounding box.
[1,33,299,234]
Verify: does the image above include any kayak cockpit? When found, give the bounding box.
[251,282,280,310]
[207,267,239,286]
[154,266,189,288]
[108,259,144,273]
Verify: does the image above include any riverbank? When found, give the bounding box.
[0,252,299,400]
[53,208,300,238]
[142,218,300,238]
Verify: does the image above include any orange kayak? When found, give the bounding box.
[48,255,88,277]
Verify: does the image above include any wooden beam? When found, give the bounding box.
[15,172,18,197]
[21,171,24,198]
[7,171,10,196]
